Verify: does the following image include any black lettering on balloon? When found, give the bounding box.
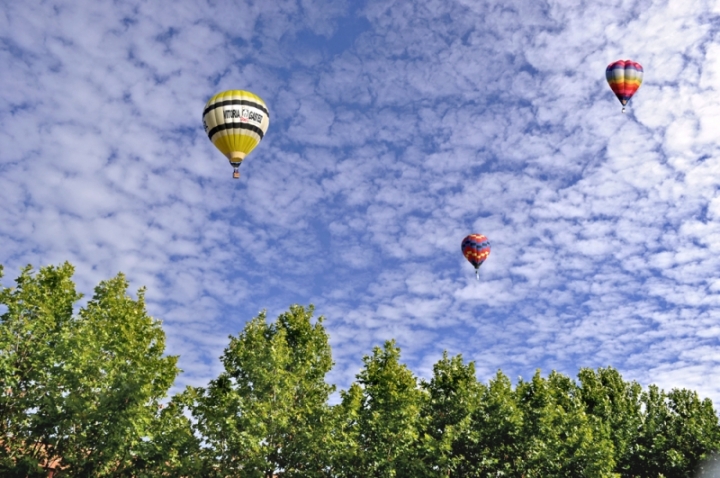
[222,108,263,123]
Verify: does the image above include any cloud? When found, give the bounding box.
[2,0,720,406]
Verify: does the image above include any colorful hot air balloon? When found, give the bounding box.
[606,60,643,113]
[202,90,270,178]
[461,234,491,280]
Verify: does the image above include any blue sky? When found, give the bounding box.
[2,0,720,403]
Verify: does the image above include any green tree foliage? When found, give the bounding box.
[514,370,616,477]
[579,367,720,478]
[467,370,526,476]
[2,262,720,477]
[338,340,424,478]
[463,369,616,477]
[332,382,363,477]
[183,305,336,478]
[0,263,190,477]
[128,399,203,477]
[415,352,483,477]
[578,366,644,476]
[629,385,720,478]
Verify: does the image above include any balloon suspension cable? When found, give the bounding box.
[232,165,240,179]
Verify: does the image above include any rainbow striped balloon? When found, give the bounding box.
[461,234,491,279]
[606,60,643,112]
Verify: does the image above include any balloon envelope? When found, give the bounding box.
[606,60,643,106]
[202,90,270,177]
[461,234,491,269]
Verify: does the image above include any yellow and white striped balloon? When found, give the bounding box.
[202,90,270,178]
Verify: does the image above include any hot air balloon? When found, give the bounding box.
[461,234,491,280]
[606,60,643,113]
[202,90,270,178]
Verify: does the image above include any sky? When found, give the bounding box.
[2,0,720,404]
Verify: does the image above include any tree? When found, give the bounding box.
[184,305,336,478]
[415,352,483,477]
[0,263,182,477]
[128,398,203,477]
[628,385,720,478]
[467,370,525,477]
[4,262,720,476]
[332,383,364,478]
[340,340,425,478]
[514,370,616,477]
[577,366,643,477]
[578,367,720,477]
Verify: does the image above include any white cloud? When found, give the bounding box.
[2,0,720,407]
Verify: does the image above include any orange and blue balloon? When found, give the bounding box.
[461,234,490,280]
[606,60,643,113]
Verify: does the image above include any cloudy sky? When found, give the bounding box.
[2,0,720,402]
